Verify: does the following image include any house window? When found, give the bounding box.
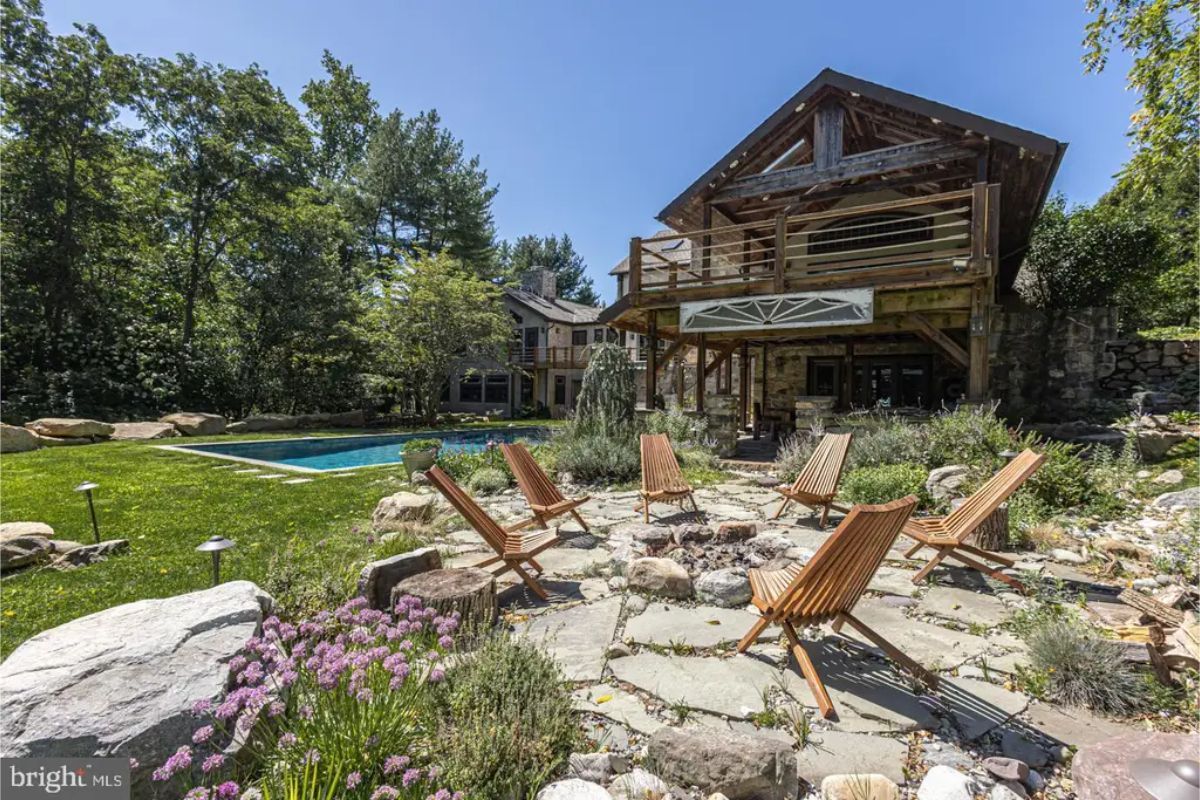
[809,213,932,257]
[593,328,605,343]
[459,374,482,403]
[616,275,625,296]
[440,381,451,402]
[570,378,582,407]
[484,374,509,404]
[554,375,567,405]
[572,329,588,346]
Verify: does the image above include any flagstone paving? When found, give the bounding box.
[622,604,766,649]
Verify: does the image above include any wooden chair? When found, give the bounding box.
[425,466,562,600]
[902,449,1045,592]
[772,432,853,528]
[500,442,591,532]
[737,495,935,719]
[635,433,701,523]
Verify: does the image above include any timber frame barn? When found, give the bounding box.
[601,69,1066,428]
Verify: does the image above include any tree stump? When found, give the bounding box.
[392,567,497,640]
[952,497,1010,551]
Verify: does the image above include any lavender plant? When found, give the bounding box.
[153,596,464,800]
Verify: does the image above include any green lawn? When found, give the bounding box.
[0,423,544,659]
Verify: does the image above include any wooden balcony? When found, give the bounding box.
[509,346,591,370]
[626,184,998,307]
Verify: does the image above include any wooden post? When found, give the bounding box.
[968,280,991,402]
[675,353,685,405]
[739,341,750,430]
[774,213,787,293]
[646,310,658,409]
[629,237,642,300]
[723,348,734,395]
[970,182,987,274]
[760,342,769,422]
[701,203,712,284]
[842,341,855,409]
[814,102,844,170]
[696,333,706,413]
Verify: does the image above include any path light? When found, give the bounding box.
[74,481,101,543]
[196,535,236,587]
[1130,758,1200,800]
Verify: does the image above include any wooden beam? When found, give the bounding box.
[737,170,975,218]
[659,336,692,364]
[842,341,854,409]
[696,334,706,413]
[713,140,978,203]
[967,280,991,401]
[760,342,769,428]
[908,313,969,369]
[773,214,787,293]
[629,237,642,300]
[646,310,658,409]
[701,203,712,284]
[739,341,750,430]
[703,340,741,379]
[813,102,844,170]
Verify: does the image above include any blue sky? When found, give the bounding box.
[44,1,1136,303]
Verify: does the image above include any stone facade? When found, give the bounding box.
[1100,338,1198,397]
[704,395,739,457]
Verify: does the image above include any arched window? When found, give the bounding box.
[809,213,933,256]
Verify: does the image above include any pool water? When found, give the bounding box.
[170,427,550,472]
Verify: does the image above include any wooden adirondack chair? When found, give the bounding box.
[635,433,701,523]
[902,449,1045,592]
[500,442,591,532]
[737,495,934,719]
[425,466,562,600]
[772,432,853,528]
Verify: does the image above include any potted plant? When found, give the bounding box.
[401,437,442,478]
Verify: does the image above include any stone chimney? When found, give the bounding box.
[521,268,557,300]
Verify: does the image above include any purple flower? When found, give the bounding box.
[127,758,139,770]
[428,667,445,683]
[298,705,314,720]
[151,745,192,782]
[191,699,212,715]
[402,768,421,788]
[371,788,400,800]
[383,755,410,775]
[183,789,210,800]
[346,772,362,789]
[304,748,321,765]
[278,732,297,748]
[438,635,454,649]
[201,753,225,773]
[192,725,214,744]
[214,781,240,799]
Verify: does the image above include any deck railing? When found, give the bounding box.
[628,184,998,300]
[509,346,591,369]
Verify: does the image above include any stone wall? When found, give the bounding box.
[1100,339,1198,397]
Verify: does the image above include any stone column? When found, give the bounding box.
[794,395,837,434]
[706,394,739,458]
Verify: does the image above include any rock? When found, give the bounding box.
[628,524,672,547]
[983,757,1029,783]
[623,605,765,649]
[694,568,752,608]
[0,521,54,541]
[606,642,633,659]
[998,729,1048,768]
[713,521,757,543]
[410,470,430,486]
[1072,731,1198,800]
[916,765,974,800]
[626,557,692,599]
[1135,429,1186,461]
[1049,548,1086,565]
[672,523,714,544]
[0,423,41,452]
[608,768,669,800]
[568,752,627,783]
[989,783,1027,800]
[159,412,226,436]
[624,595,647,615]
[1093,537,1152,562]
[926,465,971,502]
[608,576,628,591]
[1152,469,1185,485]
[0,582,272,792]
[747,533,793,558]
[796,730,910,783]
[49,540,83,554]
[33,433,93,447]
[227,413,301,433]
[820,774,900,800]
[0,535,54,572]
[519,597,623,682]
[1153,487,1200,509]
[1025,771,1045,792]
[372,491,440,531]
[110,421,178,440]
[49,538,129,569]
[357,546,442,610]
[328,409,367,427]
[648,726,797,800]
[24,417,114,439]
[536,779,612,800]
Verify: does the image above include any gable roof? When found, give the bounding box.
[504,287,602,324]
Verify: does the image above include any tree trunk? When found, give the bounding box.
[392,567,497,643]
[955,498,1010,551]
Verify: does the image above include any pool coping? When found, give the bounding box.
[154,427,550,474]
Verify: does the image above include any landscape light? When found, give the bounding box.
[1130,758,1200,800]
[195,535,236,587]
[74,481,101,543]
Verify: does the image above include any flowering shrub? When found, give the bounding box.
[154,596,463,800]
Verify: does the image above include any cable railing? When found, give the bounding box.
[508,346,592,369]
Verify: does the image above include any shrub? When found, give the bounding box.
[436,634,579,799]
[845,419,928,470]
[775,432,818,483]
[466,467,509,495]
[1019,437,1093,510]
[403,438,442,454]
[575,343,636,433]
[551,427,640,483]
[643,407,710,448]
[151,596,463,799]
[841,464,928,506]
[1024,617,1146,715]
[263,541,354,621]
[374,528,427,560]
[436,446,511,483]
[924,404,1013,471]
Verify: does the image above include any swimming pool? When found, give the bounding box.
[162,427,551,472]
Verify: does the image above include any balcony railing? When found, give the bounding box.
[509,346,592,369]
[628,184,998,301]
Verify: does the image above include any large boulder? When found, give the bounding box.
[647,726,798,800]
[33,434,93,447]
[0,423,41,452]
[50,538,129,570]
[0,581,272,794]
[1153,487,1200,510]
[694,567,752,607]
[227,413,301,433]
[111,421,178,440]
[24,417,114,439]
[1135,429,1187,461]
[329,409,366,427]
[372,491,441,531]
[0,521,54,541]
[159,412,226,436]
[357,546,442,609]
[626,557,692,599]
[0,535,54,572]
[926,465,971,502]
